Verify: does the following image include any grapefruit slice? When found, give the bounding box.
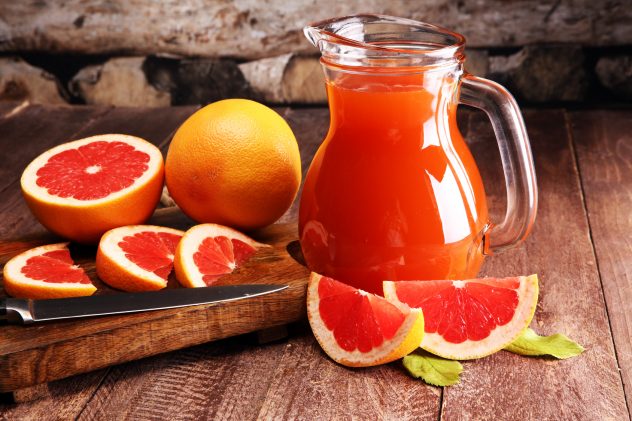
[96,225,185,292]
[307,273,424,367]
[174,223,267,288]
[383,275,539,360]
[2,243,96,299]
[21,134,164,244]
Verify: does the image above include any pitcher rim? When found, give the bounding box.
[304,14,466,58]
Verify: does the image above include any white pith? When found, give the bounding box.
[178,224,267,288]
[3,243,94,290]
[99,225,186,286]
[21,134,163,206]
[85,165,101,174]
[383,275,539,360]
[307,273,422,365]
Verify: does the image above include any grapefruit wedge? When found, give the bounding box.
[174,224,267,288]
[383,275,539,360]
[96,225,185,292]
[21,134,164,244]
[307,273,424,367]
[2,243,96,299]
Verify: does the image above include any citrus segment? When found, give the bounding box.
[21,249,91,284]
[118,231,183,280]
[165,99,301,230]
[383,275,539,360]
[307,273,424,367]
[2,243,96,299]
[96,225,185,292]
[174,224,266,288]
[21,134,164,244]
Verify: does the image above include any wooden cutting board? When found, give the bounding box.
[0,208,310,393]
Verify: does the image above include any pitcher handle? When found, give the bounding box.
[459,73,538,254]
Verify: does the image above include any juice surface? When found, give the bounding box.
[299,68,489,295]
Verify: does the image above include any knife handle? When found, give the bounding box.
[0,298,32,324]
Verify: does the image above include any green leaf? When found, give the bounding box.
[504,328,584,359]
[402,350,463,386]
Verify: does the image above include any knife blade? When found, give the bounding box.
[0,284,288,325]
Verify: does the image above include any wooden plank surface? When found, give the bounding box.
[0,104,112,417]
[0,101,25,120]
[571,110,632,413]
[441,110,628,420]
[0,105,630,420]
[70,105,198,152]
[0,104,197,418]
[0,220,308,393]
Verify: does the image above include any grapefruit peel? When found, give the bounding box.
[384,275,539,360]
[307,272,425,368]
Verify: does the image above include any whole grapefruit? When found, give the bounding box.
[165,99,301,230]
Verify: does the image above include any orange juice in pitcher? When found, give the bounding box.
[299,15,537,294]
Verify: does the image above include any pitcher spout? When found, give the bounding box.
[304,14,465,69]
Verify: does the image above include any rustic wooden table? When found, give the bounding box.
[0,102,630,420]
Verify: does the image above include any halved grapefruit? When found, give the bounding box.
[383,275,539,360]
[2,243,96,299]
[96,225,185,292]
[21,134,164,244]
[307,273,425,367]
[174,224,267,288]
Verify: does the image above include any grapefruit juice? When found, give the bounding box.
[299,67,489,295]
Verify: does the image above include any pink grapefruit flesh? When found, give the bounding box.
[118,230,183,280]
[22,248,91,285]
[383,275,539,360]
[35,141,150,200]
[174,224,267,288]
[307,273,424,367]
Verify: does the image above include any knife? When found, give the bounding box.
[0,284,288,325]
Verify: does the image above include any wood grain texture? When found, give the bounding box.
[1,105,630,420]
[0,371,109,420]
[0,101,24,120]
[571,110,632,414]
[76,333,288,421]
[0,103,198,412]
[70,105,198,151]
[255,325,440,421]
[0,221,307,393]
[1,1,630,58]
[441,110,628,420]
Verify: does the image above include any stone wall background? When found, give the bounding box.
[0,0,631,106]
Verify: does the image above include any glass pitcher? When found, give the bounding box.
[299,14,537,295]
